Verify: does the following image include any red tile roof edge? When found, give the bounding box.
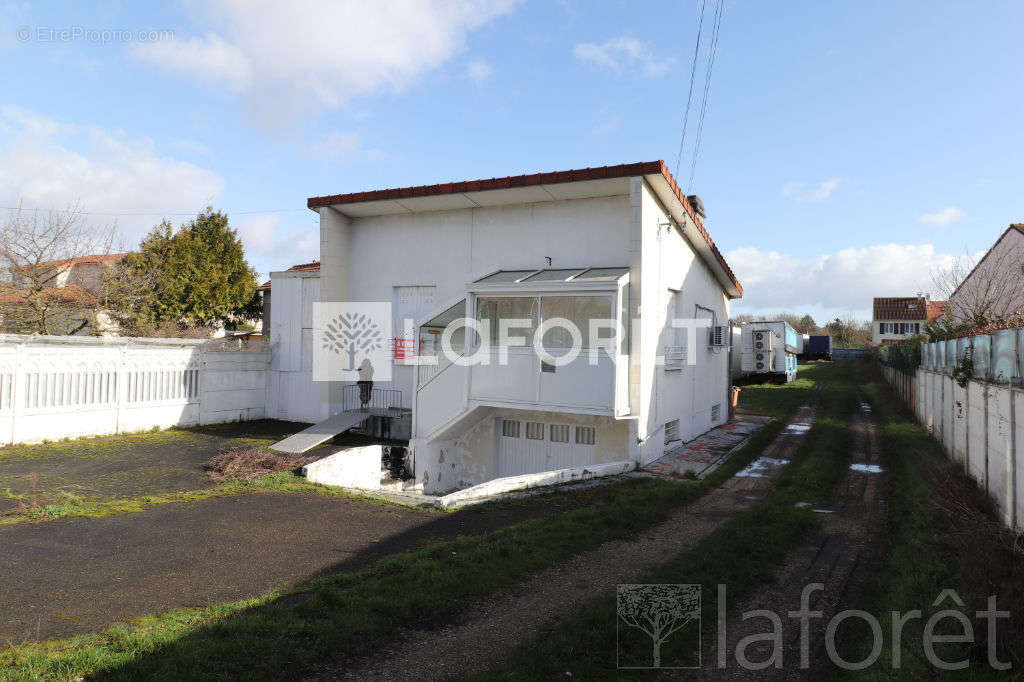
[258,260,321,290]
[307,161,743,297]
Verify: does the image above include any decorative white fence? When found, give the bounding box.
[0,335,270,446]
[879,327,1024,530]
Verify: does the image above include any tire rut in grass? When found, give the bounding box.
[704,397,889,680]
[306,406,821,682]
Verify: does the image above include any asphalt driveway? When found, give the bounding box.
[0,484,615,644]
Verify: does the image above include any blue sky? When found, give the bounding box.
[1,0,1021,321]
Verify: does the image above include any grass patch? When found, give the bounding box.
[0,470,409,525]
[738,363,824,419]
[0,420,306,462]
[468,361,858,680]
[0,379,820,681]
[832,367,1018,678]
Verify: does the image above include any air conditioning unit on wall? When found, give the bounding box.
[709,325,730,347]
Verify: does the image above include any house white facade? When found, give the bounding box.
[307,162,743,494]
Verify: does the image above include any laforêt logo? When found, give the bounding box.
[321,311,386,371]
[313,302,392,382]
[617,583,702,669]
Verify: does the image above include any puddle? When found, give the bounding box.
[736,457,789,478]
[743,494,763,501]
[785,423,812,433]
[795,501,836,513]
[850,463,885,474]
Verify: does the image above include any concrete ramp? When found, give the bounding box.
[270,411,369,454]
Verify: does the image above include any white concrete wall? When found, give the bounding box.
[881,364,1023,530]
[265,270,327,424]
[415,407,631,494]
[320,180,734,489]
[318,194,633,412]
[635,180,730,464]
[0,335,269,446]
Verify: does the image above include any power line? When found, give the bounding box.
[0,205,314,218]
[687,0,725,194]
[673,0,708,180]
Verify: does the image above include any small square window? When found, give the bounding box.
[550,424,570,443]
[526,422,545,440]
[501,419,520,438]
[575,426,596,445]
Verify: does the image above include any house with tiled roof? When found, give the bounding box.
[11,253,128,294]
[286,161,744,494]
[871,296,948,345]
[948,224,1024,324]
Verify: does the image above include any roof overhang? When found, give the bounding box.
[307,161,743,299]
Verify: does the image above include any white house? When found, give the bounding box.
[305,161,743,494]
[872,296,948,345]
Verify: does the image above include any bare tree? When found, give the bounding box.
[0,202,117,335]
[932,240,1024,327]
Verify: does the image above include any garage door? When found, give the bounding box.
[497,418,597,477]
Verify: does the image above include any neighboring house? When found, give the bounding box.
[872,296,948,345]
[11,253,127,293]
[306,161,743,494]
[2,254,127,334]
[948,224,1024,324]
[260,261,324,423]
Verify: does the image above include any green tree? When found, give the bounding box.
[106,209,258,332]
[796,314,817,334]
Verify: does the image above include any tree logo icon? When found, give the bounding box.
[617,583,701,669]
[322,311,385,371]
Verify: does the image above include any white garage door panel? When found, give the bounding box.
[497,419,596,477]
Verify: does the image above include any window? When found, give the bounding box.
[540,295,614,349]
[665,291,684,370]
[525,422,545,440]
[711,404,721,422]
[477,297,538,346]
[575,426,596,445]
[549,424,570,443]
[501,419,521,438]
[665,419,680,443]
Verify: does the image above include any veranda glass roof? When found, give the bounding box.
[474,267,628,284]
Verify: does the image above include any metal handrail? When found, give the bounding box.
[342,385,403,412]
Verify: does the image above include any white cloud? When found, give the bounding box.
[573,37,675,77]
[918,206,965,227]
[726,243,961,320]
[234,213,319,279]
[0,106,224,244]
[309,130,386,162]
[781,178,841,202]
[130,1,518,126]
[465,58,493,83]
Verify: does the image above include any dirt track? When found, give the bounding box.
[705,397,889,679]
[308,405,819,682]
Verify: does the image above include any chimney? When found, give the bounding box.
[686,195,706,220]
